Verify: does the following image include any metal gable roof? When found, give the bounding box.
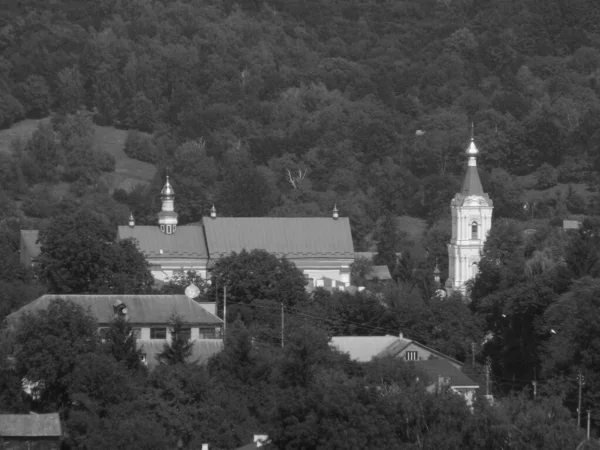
[117,225,208,259]
[203,217,354,259]
[8,295,222,326]
[414,359,479,388]
[0,413,62,437]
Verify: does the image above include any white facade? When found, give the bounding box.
[447,139,493,294]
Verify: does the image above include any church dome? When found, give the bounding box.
[466,138,479,156]
[161,176,175,197]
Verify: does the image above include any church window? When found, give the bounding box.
[471,222,478,239]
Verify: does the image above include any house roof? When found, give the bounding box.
[117,225,208,259]
[0,413,62,437]
[365,265,392,281]
[20,230,41,258]
[7,295,222,326]
[138,339,223,370]
[330,335,463,367]
[203,217,354,259]
[414,359,479,388]
[460,164,485,197]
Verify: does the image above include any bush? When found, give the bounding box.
[94,150,116,172]
[557,158,592,183]
[123,130,157,163]
[536,163,558,189]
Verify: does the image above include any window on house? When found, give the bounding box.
[173,327,191,341]
[198,326,221,339]
[471,221,478,239]
[166,224,172,234]
[405,351,418,361]
[150,327,167,339]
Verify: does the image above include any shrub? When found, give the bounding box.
[94,150,116,172]
[123,130,157,163]
[536,163,558,190]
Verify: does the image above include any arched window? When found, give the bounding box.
[166,224,172,234]
[471,221,478,239]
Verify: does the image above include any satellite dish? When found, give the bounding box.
[185,283,200,299]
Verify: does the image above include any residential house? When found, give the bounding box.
[330,334,479,406]
[7,294,223,369]
[414,359,479,408]
[330,334,463,368]
[0,413,62,449]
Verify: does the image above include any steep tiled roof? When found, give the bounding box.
[138,339,223,370]
[0,413,62,437]
[414,359,479,388]
[203,217,354,259]
[460,165,485,196]
[7,295,222,326]
[117,225,208,259]
[365,265,392,281]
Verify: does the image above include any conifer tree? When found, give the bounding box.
[156,314,194,366]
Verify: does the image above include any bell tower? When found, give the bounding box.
[158,176,178,235]
[447,134,493,294]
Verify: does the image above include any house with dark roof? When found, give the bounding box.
[0,413,62,449]
[7,294,224,369]
[414,359,479,408]
[330,334,478,406]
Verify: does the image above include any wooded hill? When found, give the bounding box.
[2,0,600,248]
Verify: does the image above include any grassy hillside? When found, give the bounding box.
[0,119,156,194]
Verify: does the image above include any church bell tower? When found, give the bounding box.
[447,134,493,294]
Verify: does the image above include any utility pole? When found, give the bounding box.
[578,371,583,428]
[532,368,537,399]
[223,286,227,343]
[485,357,491,397]
[281,303,285,348]
[587,410,591,440]
[471,341,475,366]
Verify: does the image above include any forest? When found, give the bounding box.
[2,0,600,447]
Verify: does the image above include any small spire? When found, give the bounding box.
[128,213,135,228]
[332,204,339,220]
[210,204,217,219]
[433,263,441,285]
[466,123,479,157]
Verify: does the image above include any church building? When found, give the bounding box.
[446,136,493,294]
[117,177,355,286]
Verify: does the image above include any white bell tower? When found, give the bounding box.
[447,135,493,295]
